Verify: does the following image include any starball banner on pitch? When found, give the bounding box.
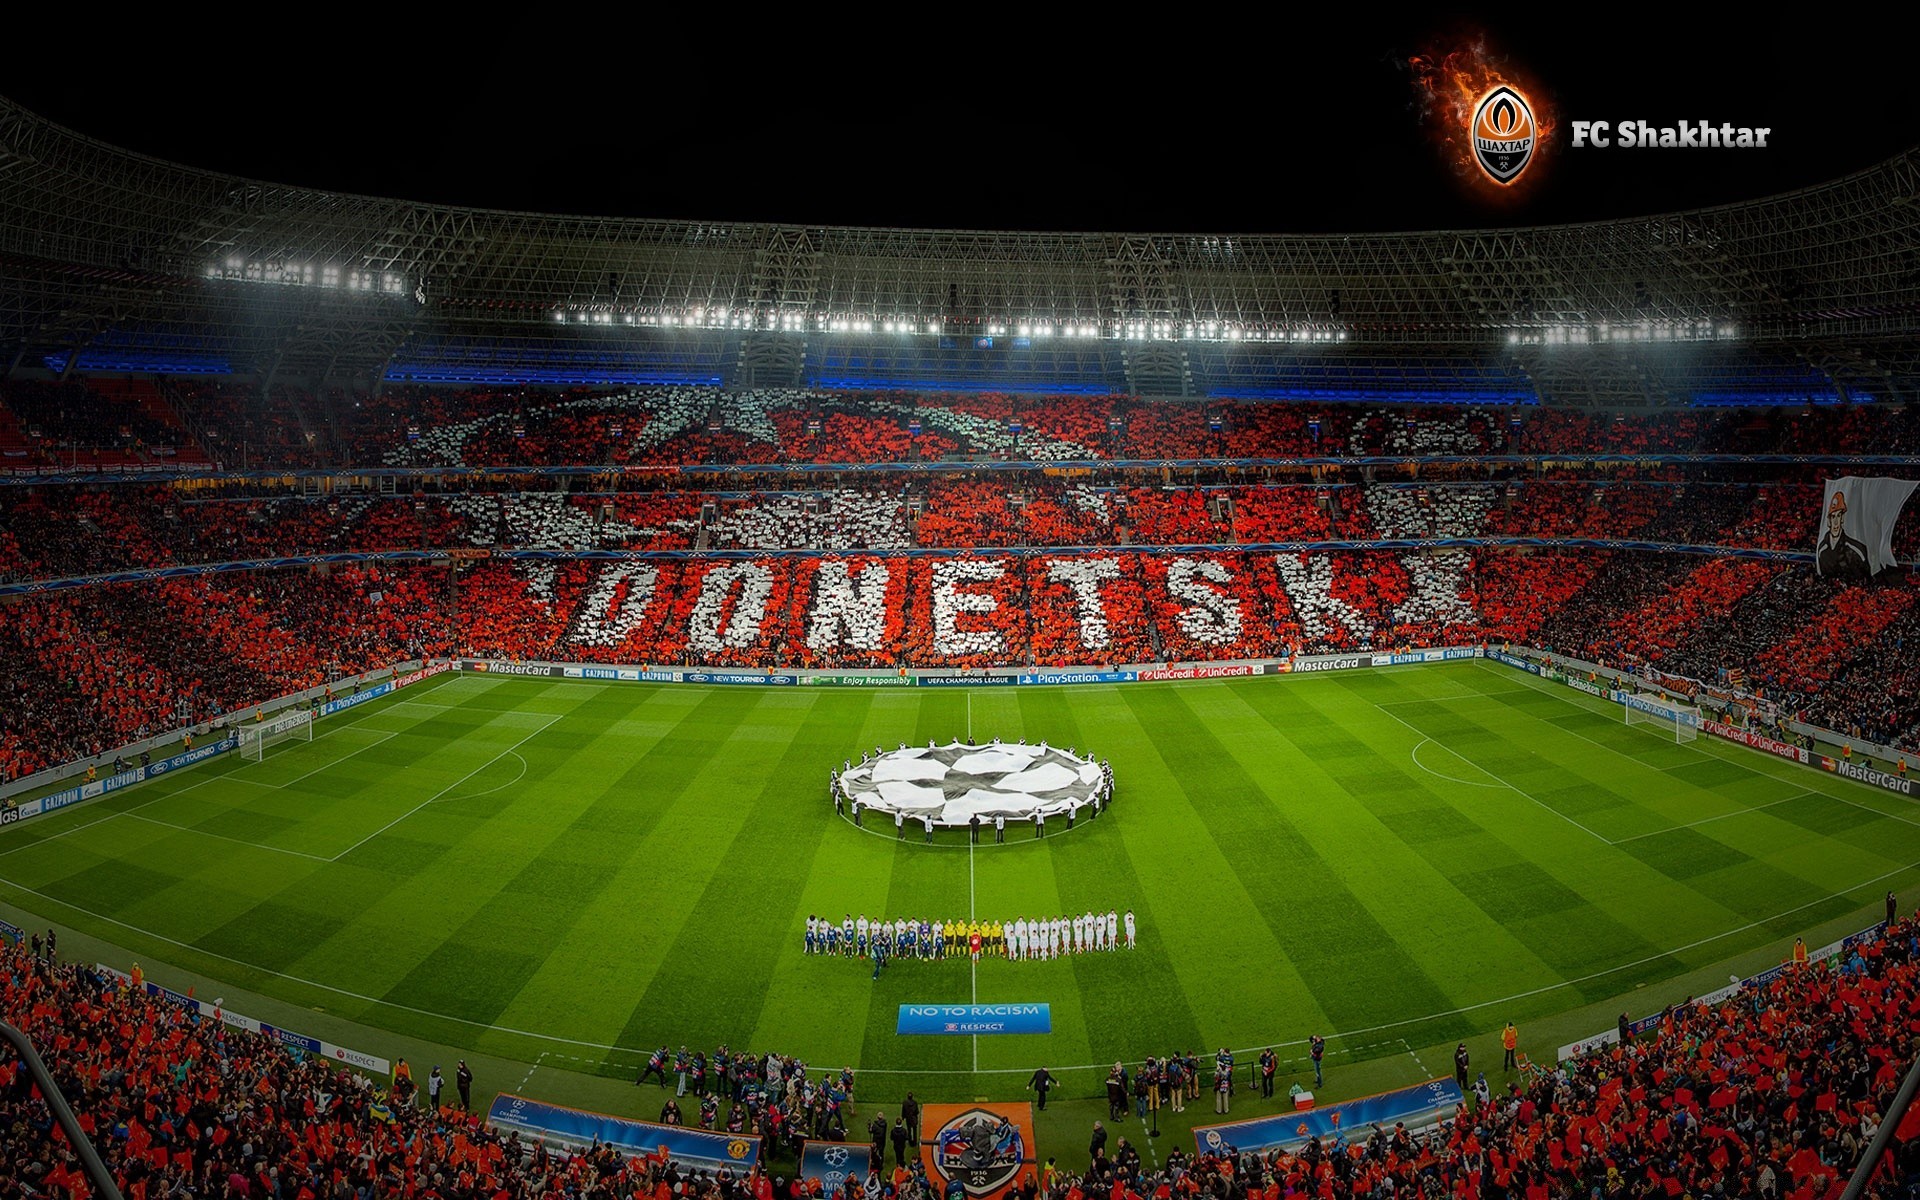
[1816,477,1918,579]
[919,1103,1037,1200]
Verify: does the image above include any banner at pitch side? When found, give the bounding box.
[1193,1078,1463,1155]
[799,1141,875,1193]
[1704,720,1808,764]
[1291,655,1368,673]
[95,965,389,1072]
[1612,691,1702,728]
[1488,650,1539,673]
[897,1003,1052,1036]
[1017,669,1138,685]
[488,1095,762,1169]
[318,681,394,716]
[0,918,22,944]
[393,661,454,689]
[918,675,1015,687]
[1821,756,1915,796]
[462,660,558,677]
[240,708,314,743]
[684,671,796,686]
[803,674,917,687]
[1137,663,1263,681]
[919,1103,1038,1200]
[146,738,238,777]
[1557,920,1889,1060]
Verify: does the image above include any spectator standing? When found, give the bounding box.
[427,1065,444,1110]
[1453,1043,1469,1091]
[1501,1021,1518,1072]
[1309,1034,1325,1088]
[456,1060,473,1111]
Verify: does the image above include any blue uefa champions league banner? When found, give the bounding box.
[489,1095,762,1169]
[0,918,23,944]
[1193,1077,1463,1154]
[799,1141,874,1191]
[897,1003,1052,1035]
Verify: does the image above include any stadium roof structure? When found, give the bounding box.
[3,94,1919,406]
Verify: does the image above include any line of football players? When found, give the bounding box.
[804,910,1138,959]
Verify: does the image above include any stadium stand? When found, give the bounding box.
[3,914,1914,1200]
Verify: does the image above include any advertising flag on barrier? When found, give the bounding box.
[919,1103,1038,1200]
[488,1095,762,1169]
[799,1141,875,1194]
[1193,1078,1464,1155]
[897,1004,1052,1036]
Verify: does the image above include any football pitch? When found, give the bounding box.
[4,661,1918,1101]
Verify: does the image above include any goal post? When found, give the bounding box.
[1622,692,1702,743]
[237,709,316,761]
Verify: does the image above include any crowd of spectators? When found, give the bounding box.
[4,907,1916,1200]
[8,541,1920,782]
[14,378,1920,477]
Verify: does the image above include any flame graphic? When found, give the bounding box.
[1408,36,1554,197]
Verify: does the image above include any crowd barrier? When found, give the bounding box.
[95,963,389,1074]
[487,1094,763,1169]
[1193,1077,1466,1155]
[1555,920,1889,1061]
[455,647,1483,690]
[0,658,434,803]
[0,661,454,825]
[1491,647,1917,799]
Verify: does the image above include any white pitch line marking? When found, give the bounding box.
[1370,701,1613,844]
[329,713,563,862]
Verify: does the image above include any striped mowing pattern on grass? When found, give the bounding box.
[1,662,1916,1088]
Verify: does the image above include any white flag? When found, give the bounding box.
[1816,476,1918,578]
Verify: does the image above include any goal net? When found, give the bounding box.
[1622,693,1702,743]
[237,709,315,761]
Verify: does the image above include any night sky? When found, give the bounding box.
[8,19,1915,235]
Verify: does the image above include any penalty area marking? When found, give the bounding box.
[435,751,528,803]
[1409,739,1508,789]
[1371,700,1613,845]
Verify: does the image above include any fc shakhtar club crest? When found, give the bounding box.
[1471,85,1536,184]
[933,1108,1025,1197]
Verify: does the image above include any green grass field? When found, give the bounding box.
[4,661,1918,1111]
